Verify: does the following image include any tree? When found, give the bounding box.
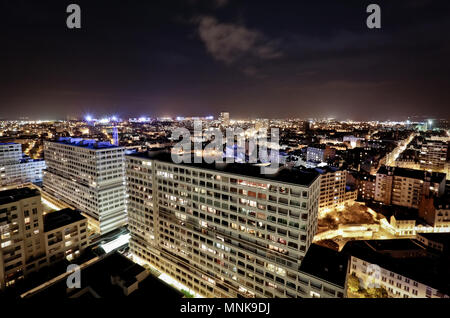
[347,273,361,293]
[366,287,389,298]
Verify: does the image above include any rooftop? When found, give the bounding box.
[26,252,183,299]
[50,137,120,150]
[0,187,40,205]
[44,208,86,232]
[433,196,450,209]
[299,243,348,287]
[377,165,446,183]
[313,166,345,175]
[368,203,418,221]
[128,150,320,187]
[0,142,20,146]
[342,239,450,296]
[417,233,450,249]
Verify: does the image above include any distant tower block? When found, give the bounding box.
[219,112,230,126]
[113,126,119,146]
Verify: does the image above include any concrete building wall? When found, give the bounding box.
[126,155,321,298]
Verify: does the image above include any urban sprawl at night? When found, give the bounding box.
[1,0,450,313]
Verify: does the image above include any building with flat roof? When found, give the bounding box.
[416,233,450,253]
[0,143,23,165]
[298,243,347,298]
[43,138,127,234]
[375,165,446,209]
[0,143,46,186]
[126,150,321,298]
[314,167,357,212]
[0,187,46,289]
[23,252,183,299]
[343,239,450,298]
[43,208,89,263]
[419,139,448,172]
[306,145,336,164]
[0,187,88,290]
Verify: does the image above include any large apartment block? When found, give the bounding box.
[0,143,23,164]
[0,188,45,289]
[316,167,357,211]
[0,187,88,290]
[419,139,448,172]
[357,174,376,201]
[126,151,321,298]
[306,145,336,163]
[43,138,127,234]
[0,143,46,186]
[375,166,446,209]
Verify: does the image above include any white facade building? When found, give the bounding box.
[43,138,127,234]
[375,166,446,209]
[0,143,23,165]
[126,151,322,298]
[0,143,46,186]
[346,240,449,298]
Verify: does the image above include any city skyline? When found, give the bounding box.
[1,0,450,120]
[1,0,450,304]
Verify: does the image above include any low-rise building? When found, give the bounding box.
[298,243,347,298]
[43,208,89,263]
[22,252,183,299]
[344,239,450,298]
[0,187,88,290]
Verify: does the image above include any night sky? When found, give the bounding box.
[1,0,450,120]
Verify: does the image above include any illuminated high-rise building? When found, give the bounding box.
[219,112,230,126]
[419,139,448,172]
[43,138,127,234]
[375,166,446,209]
[0,143,46,186]
[126,151,325,298]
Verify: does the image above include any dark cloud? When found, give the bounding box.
[195,16,282,66]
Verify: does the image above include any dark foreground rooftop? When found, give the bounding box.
[299,243,348,288]
[25,252,183,299]
[417,233,450,252]
[0,187,40,205]
[44,208,86,232]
